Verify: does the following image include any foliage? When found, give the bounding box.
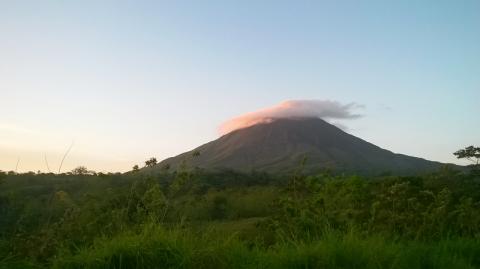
[145,157,158,168]
[50,227,480,269]
[454,146,480,165]
[0,166,479,268]
[132,165,140,172]
[455,146,480,177]
[71,166,95,176]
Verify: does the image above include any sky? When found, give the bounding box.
[0,0,479,173]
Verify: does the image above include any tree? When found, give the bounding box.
[132,165,140,172]
[71,166,93,175]
[454,146,480,166]
[145,157,157,168]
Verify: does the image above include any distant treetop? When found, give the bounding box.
[145,157,158,168]
[454,146,480,166]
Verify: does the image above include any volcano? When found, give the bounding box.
[157,118,445,175]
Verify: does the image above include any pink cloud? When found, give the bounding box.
[219,100,363,135]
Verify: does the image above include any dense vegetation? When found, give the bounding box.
[1,160,480,268]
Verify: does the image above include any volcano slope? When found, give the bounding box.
[157,117,446,175]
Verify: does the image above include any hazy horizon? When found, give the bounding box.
[1,1,479,172]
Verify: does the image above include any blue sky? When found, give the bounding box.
[1,0,479,172]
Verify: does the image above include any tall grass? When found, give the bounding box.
[51,225,480,269]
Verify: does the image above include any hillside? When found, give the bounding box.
[158,117,445,175]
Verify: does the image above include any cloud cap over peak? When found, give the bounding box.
[219,100,364,135]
